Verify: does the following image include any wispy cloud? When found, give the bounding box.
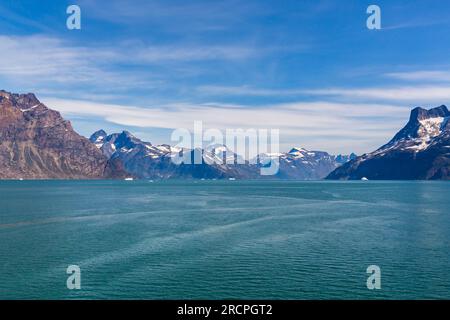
[0,3,53,33]
[197,85,305,97]
[0,34,266,100]
[381,19,450,31]
[198,83,450,105]
[385,71,450,82]
[133,44,259,62]
[42,97,410,154]
[0,34,261,76]
[303,86,450,104]
[0,35,135,86]
[78,0,267,33]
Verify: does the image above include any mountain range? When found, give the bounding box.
[1,90,448,180]
[89,130,354,180]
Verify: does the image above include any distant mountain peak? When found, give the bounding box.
[120,130,134,137]
[89,130,108,148]
[288,147,308,155]
[289,147,307,151]
[95,129,107,136]
[90,129,107,140]
[115,130,147,146]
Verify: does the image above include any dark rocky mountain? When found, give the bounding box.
[327,105,450,180]
[0,90,126,179]
[91,131,354,180]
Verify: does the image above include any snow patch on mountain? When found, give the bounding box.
[20,104,40,112]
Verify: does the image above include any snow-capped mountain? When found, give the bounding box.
[93,130,176,160]
[90,130,184,179]
[258,147,355,180]
[327,105,450,180]
[203,144,245,165]
[90,131,249,179]
[91,130,355,180]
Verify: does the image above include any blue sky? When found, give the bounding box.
[1,0,450,153]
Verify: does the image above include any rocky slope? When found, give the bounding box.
[327,105,450,180]
[0,90,124,179]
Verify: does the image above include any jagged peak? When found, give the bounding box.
[118,130,146,144]
[0,90,40,104]
[377,104,450,153]
[409,105,449,123]
[206,144,231,153]
[89,130,108,143]
[95,129,107,136]
[100,130,152,151]
[288,147,308,155]
[120,130,134,137]
[17,92,39,103]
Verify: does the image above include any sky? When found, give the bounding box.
[1,0,450,154]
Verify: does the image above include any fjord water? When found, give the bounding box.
[1,180,449,300]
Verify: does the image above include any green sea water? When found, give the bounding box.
[0,180,449,299]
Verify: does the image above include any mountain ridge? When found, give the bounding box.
[90,130,355,180]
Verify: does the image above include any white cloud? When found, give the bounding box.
[0,34,265,93]
[136,45,258,62]
[385,71,450,82]
[197,85,305,96]
[0,35,131,87]
[198,84,450,105]
[77,0,265,33]
[381,19,450,31]
[304,86,450,104]
[42,97,410,154]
